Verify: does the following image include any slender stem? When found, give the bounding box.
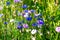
[55,33,59,40]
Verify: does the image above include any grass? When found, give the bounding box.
[0,0,60,40]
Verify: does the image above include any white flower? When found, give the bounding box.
[10,19,14,22]
[24,14,29,18]
[32,37,35,40]
[28,10,31,13]
[31,29,37,34]
[47,31,50,34]
[38,24,42,28]
[35,13,40,16]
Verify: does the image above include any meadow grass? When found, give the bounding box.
[0,0,60,40]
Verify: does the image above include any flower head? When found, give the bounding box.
[23,24,28,28]
[26,16,32,21]
[6,1,10,5]
[4,22,8,25]
[55,27,60,32]
[32,23,38,27]
[10,19,14,22]
[23,14,29,18]
[22,4,27,8]
[14,0,20,3]
[37,20,44,25]
[24,10,28,13]
[31,29,37,34]
[17,25,23,29]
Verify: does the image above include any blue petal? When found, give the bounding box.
[22,4,27,8]
[26,17,32,21]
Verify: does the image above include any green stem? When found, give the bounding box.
[55,33,59,40]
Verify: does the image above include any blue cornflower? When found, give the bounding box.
[17,25,23,29]
[26,16,32,21]
[6,1,10,5]
[32,23,38,27]
[4,22,7,25]
[22,4,27,8]
[24,10,28,13]
[37,20,44,25]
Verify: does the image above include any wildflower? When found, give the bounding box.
[31,29,37,34]
[32,23,37,27]
[24,10,28,13]
[4,22,7,25]
[10,19,14,22]
[6,1,10,5]
[23,24,28,28]
[34,13,40,17]
[26,16,32,21]
[22,4,27,8]
[0,14,3,17]
[14,0,20,3]
[47,31,50,34]
[17,25,22,29]
[55,27,60,32]
[38,24,42,28]
[28,10,31,13]
[23,14,29,18]
[37,20,44,25]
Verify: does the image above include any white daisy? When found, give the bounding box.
[31,29,37,35]
[47,31,50,34]
[24,14,29,18]
[10,19,14,22]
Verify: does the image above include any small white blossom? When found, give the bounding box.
[24,14,29,18]
[38,24,42,28]
[35,14,40,16]
[31,29,37,35]
[10,19,14,22]
[28,10,31,13]
[47,31,50,34]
